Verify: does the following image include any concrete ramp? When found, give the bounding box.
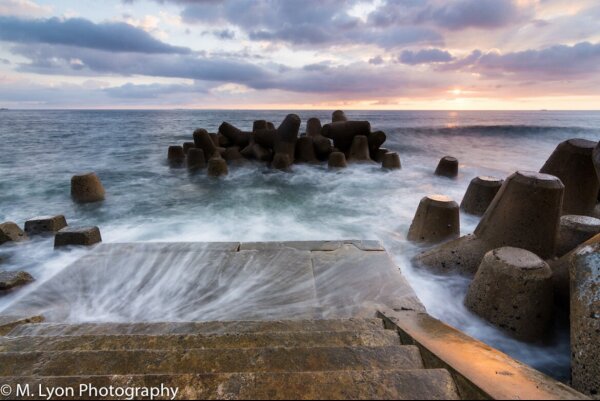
[3,241,423,322]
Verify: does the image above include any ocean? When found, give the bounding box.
[1,109,599,380]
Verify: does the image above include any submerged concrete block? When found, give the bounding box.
[434,156,458,178]
[382,152,401,170]
[71,173,105,203]
[332,110,347,123]
[207,158,228,177]
[348,135,372,162]
[167,145,185,167]
[465,247,554,342]
[54,226,102,248]
[415,171,564,276]
[193,129,219,159]
[570,243,599,398]
[540,138,599,215]
[0,270,34,292]
[407,195,460,244]
[0,222,28,245]
[460,176,503,216]
[186,148,206,170]
[328,152,347,169]
[24,215,67,236]
[556,215,600,257]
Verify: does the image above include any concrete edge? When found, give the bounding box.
[377,308,588,401]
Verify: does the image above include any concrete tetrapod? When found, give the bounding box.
[368,131,386,160]
[594,141,600,183]
[218,122,251,148]
[540,138,599,216]
[407,195,460,244]
[322,121,371,152]
[348,135,372,163]
[295,137,319,164]
[306,118,322,137]
[434,156,458,178]
[328,152,347,169]
[465,247,554,342]
[569,243,599,399]
[71,173,105,203]
[182,142,195,155]
[193,129,219,160]
[332,110,348,123]
[460,176,504,216]
[414,171,564,276]
[207,158,229,177]
[556,215,600,257]
[187,148,206,171]
[273,114,301,164]
[382,152,401,170]
[548,233,600,308]
[272,153,292,171]
[167,146,185,167]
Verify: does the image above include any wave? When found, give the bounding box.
[394,124,598,137]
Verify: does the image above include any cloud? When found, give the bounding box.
[104,81,211,99]
[427,0,525,30]
[128,0,443,49]
[0,16,191,54]
[440,42,600,79]
[399,48,454,64]
[0,0,51,18]
[369,0,529,30]
[10,43,272,85]
[369,56,384,65]
[207,29,236,40]
[474,41,600,78]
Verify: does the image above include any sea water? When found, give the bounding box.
[1,109,599,380]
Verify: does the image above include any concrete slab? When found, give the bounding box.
[312,245,425,318]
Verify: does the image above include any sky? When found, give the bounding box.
[0,0,599,109]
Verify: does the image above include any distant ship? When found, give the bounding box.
[0,108,8,111]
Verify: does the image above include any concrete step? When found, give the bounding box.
[7,319,385,337]
[0,330,400,352]
[0,345,423,377]
[0,369,460,400]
